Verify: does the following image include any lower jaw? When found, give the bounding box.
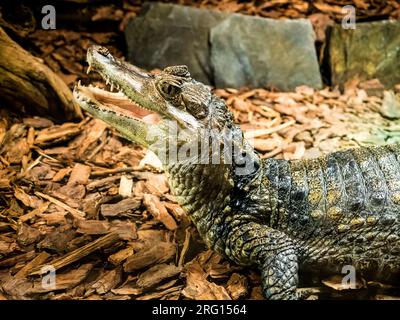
[77,85,161,124]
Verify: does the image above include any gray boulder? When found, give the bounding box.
[210,15,322,90]
[125,3,228,84]
[125,3,322,90]
[140,2,228,28]
[329,20,400,88]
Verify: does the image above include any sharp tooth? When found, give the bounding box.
[87,65,92,74]
[106,78,109,85]
[111,83,114,91]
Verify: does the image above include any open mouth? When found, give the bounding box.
[73,46,161,125]
[74,84,161,125]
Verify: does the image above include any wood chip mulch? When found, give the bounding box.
[1,0,400,301]
[1,82,400,300]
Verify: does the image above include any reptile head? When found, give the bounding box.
[73,46,256,172]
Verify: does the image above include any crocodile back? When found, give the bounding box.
[262,144,400,276]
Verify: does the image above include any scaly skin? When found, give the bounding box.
[73,46,400,300]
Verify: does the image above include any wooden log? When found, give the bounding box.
[0,27,82,120]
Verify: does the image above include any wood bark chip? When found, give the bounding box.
[29,231,121,275]
[0,239,18,256]
[100,198,141,217]
[35,123,82,146]
[52,168,72,182]
[15,252,51,279]
[35,191,86,219]
[143,194,178,231]
[91,266,123,295]
[17,223,42,246]
[163,201,186,222]
[144,174,169,195]
[38,211,67,226]
[108,246,134,265]
[178,228,191,267]
[37,227,77,253]
[109,220,137,241]
[68,163,91,185]
[23,117,54,129]
[76,119,108,158]
[90,166,139,177]
[19,201,50,223]
[1,277,35,300]
[86,175,121,191]
[75,219,110,235]
[137,229,168,242]
[182,262,231,300]
[0,250,36,267]
[136,263,182,289]
[119,175,133,198]
[123,241,176,272]
[111,284,143,296]
[136,285,183,300]
[322,275,367,291]
[30,263,94,293]
[227,273,248,300]
[14,188,42,208]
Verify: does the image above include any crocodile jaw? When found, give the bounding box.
[74,84,164,147]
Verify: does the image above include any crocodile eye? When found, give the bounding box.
[159,81,181,98]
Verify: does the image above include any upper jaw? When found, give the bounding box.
[86,45,157,112]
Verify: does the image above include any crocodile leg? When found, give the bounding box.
[260,245,298,299]
[224,220,298,299]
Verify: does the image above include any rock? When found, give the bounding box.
[329,20,400,88]
[140,2,227,27]
[210,15,322,90]
[125,3,322,90]
[125,3,228,84]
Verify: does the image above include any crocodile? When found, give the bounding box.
[73,46,400,300]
